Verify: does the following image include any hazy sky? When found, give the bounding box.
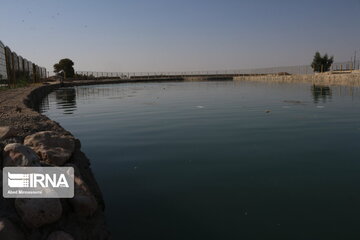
[1,0,359,73]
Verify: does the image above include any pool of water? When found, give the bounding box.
[40,81,360,240]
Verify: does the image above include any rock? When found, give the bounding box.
[15,106,22,113]
[70,149,105,209]
[1,136,24,145]
[47,231,74,240]
[0,218,26,240]
[2,143,39,166]
[0,126,17,140]
[68,165,98,217]
[70,193,98,217]
[15,198,63,228]
[0,143,4,166]
[24,131,75,166]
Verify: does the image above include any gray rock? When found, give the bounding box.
[0,142,4,158]
[0,126,17,141]
[0,218,26,240]
[2,143,39,166]
[15,198,63,228]
[68,165,98,217]
[24,131,75,166]
[1,136,24,145]
[70,192,98,217]
[47,231,74,240]
[70,149,105,210]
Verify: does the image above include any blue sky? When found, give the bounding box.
[1,0,359,73]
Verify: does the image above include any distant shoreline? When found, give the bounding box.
[59,71,360,87]
[233,71,360,86]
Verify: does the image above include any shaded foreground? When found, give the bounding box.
[0,83,109,239]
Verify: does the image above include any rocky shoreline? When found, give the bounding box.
[0,82,109,240]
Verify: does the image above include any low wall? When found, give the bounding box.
[234,72,360,86]
[183,76,233,81]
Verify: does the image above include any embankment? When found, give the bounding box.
[234,72,360,86]
[0,82,109,240]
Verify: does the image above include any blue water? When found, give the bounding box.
[40,81,360,240]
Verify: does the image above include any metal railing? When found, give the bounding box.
[75,60,360,80]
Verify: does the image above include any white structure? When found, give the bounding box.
[12,52,18,71]
[18,55,24,72]
[23,58,29,72]
[0,40,47,82]
[42,67,47,78]
[28,61,33,75]
[0,41,7,80]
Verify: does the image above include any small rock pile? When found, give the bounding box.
[0,126,109,240]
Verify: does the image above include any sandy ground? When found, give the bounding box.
[0,83,65,139]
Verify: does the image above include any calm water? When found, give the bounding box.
[40,81,360,240]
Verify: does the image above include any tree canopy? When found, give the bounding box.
[311,52,334,72]
[54,58,75,78]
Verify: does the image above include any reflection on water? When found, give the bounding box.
[39,85,145,114]
[74,85,127,99]
[40,88,77,114]
[311,85,332,103]
[55,88,77,114]
[39,83,360,115]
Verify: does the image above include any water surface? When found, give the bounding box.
[40,81,360,240]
